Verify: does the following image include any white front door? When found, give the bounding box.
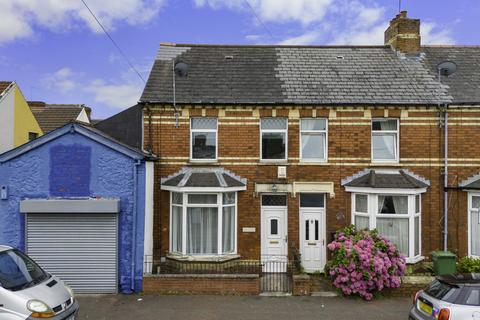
[299,193,326,272]
[300,209,325,272]
[261,195,288,271]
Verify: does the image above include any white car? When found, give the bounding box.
[409,274,480,320]
[0,245,79,320]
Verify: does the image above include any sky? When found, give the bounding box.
[1,0,479,119]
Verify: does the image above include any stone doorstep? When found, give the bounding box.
[311,291,338,297]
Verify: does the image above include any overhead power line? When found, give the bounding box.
[80,0,146,83]
[243,0,276,41]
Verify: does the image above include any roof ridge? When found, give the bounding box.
[422,45,480,48]
[160,43,390,49]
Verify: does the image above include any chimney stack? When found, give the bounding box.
[384,11,421,54]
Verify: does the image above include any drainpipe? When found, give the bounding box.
[443,107,449,252]
[131,159,141,292]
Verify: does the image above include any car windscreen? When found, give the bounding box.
[424,279,461,303]
[0,249,49,291]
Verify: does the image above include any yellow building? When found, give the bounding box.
[0,81,43,153]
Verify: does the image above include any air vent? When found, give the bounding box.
[225,55,234,60]
[46,279,57,287]
[336,55,345,60]
[278,166,287,179]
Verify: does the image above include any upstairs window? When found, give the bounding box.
[261,118,287,161]
[300,118,327,162]
[372,118,399,162]
[191,118,217,161]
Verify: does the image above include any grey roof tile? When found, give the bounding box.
[421,47,480,104]
[161,167,247,189]
[141,44,462,105]
[343,169,429,189]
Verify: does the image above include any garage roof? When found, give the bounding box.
[0,122,157,163]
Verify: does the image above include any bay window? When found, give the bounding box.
[170,192,236,256]
[261,118,287,161]
[352,192,422,262]
[468,193,480,257]
[372,118,399,162]
[300,118,327,162]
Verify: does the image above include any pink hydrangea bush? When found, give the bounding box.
[326,225,406,300]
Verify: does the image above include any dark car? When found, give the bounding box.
[409,273,480,320]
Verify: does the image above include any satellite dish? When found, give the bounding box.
[437,61,457,76]
[174,62,189,77]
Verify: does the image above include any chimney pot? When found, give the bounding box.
[384,11,421,54]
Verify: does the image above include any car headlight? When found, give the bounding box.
[65,284,75,299]
[27,299,55,318]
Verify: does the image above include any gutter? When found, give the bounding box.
[131,159,141,292]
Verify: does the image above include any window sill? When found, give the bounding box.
[369,162,400,167]
[167,253,240,263]
[298,160,329,165]
[188,160,220,166]
[406,255,425,264]
[259,160,289,165]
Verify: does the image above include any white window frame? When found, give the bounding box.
[299,118,328,162]
[169,192,237,256]
[170,192,183,253]
[260,118,288,162]
[371,118,399,163]
[349,189,423,263]
[190,117,218,162]
[467,192,480,258]
[353,193,369,229]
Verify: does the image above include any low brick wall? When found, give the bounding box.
[292,274,432,297]
[292,275,312,296]
[143,274,260,295]
[383,276,433,297]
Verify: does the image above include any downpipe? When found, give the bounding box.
[443,108,449,252]
[131,159,141,292]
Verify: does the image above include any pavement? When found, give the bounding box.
[76,294,412,320]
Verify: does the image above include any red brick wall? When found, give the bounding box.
[145,106,480,262]
[143,275,260,295]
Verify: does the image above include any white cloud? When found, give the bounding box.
[194,0,333,25]
[196,0,456,47]
[279,31,321,45]
[422,22,455,45]
[85,79,143,109]
[0,0,166,44]
[42,67,77,93]
[330,24,386,45]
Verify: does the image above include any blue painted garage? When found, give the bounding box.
[0,122,155,294]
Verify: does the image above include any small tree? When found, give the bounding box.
[326,225,406,300]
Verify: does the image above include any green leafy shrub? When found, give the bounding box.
[458,256,480,273]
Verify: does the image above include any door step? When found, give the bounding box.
[260,292,292,297]
[311,291,338,297]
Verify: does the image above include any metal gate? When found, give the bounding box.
[260,255,292,293]
[26,213,118,294]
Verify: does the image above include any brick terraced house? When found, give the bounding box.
[103,12,480,280]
